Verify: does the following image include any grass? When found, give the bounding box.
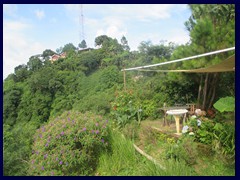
[134,119,235,176]
[95,118,235,176]
[95,127,195,176]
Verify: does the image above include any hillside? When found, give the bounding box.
[3,4,235,176]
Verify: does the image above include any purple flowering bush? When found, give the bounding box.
[28,111,110,176]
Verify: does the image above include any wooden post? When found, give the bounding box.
[123,70,126,91]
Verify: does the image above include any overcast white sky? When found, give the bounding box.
[3,4,191,80]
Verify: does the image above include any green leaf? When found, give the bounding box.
[213,96,235,113]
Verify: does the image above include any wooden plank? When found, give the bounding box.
[133,144,166,170]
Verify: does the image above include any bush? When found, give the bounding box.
[28,111,110,176]
[165,136,198,165]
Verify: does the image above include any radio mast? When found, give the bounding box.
[79,4,85,42]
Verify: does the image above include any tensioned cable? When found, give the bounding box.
[121,47,235,71]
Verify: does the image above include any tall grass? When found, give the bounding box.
[96,128,195,176]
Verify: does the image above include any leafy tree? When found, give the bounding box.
[182,4,235,110]
[28,67,57,93]
[121,36,130,51]
[99,65,120,90]
[95,35,111,47]
[78,39,87,48]
[62,43,77,53]
[3,86,22,125]
[56,47,63,54]
[27,56,43,72]
[95,35,123,57]
[138,41,152,54]
[42,49,56,60]
[14,64,29,82]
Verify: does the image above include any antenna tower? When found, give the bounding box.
[79,4,85,42]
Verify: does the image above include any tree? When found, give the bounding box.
[94,35,124,66]
[62,43,77,53]
[27,56,43,72]
[42,49,56,60]
[78,40,87,48]
[3,86,22,125]
[56,47,63,54]
[121,36,130,51]
[14,64,29,82]
[184,4,235,110]
[138,41,152,54]
[95,35,111,47]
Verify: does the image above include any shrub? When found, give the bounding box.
[111,90,138,127]
[182,115,235,163]
[28,111,110,176]
[165,136,198,165]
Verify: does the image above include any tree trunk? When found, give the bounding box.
[202,73,209,110]
[197,74,203,108]
[208,73,219,109]
[206,73,215,104]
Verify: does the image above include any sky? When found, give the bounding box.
[3,4,192,80]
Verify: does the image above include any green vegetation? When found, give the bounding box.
[28,111,110,176]
[3,4,235,176]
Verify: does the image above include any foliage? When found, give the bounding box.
[27,56,43,72]
[182,115,235,163]
[3,9,235,175]
[3,86,22,125]
[28,111,110,176]
[4,121,40,175]
[213,96,235,113]
[165,136,198,165]
[121,121,139,140]
[78,40,87,48]
[110,90,138,127]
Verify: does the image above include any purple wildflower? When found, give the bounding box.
[36,151,39,155]
[44,154,48,159]
[56,157,58,161]
[91,130,95,134]
[61,131,64,135]
[68,117,70,121]
[39,134,42,138]
[60,161,63,165]
[32,160,35,164]
[42,128,45,132]
[56,135,60,139]
[83,127,86,131]
[95,130,99,134]
[72,120,75,123]
[32,150,34,154]
[101,139,104,143]
[74,137,76,141]
[95,123,99,126]
[51,171,54,176]
[45,143,49,147]
[42,166,44,170]
[106,120,108,123]
[48,139,50,143]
